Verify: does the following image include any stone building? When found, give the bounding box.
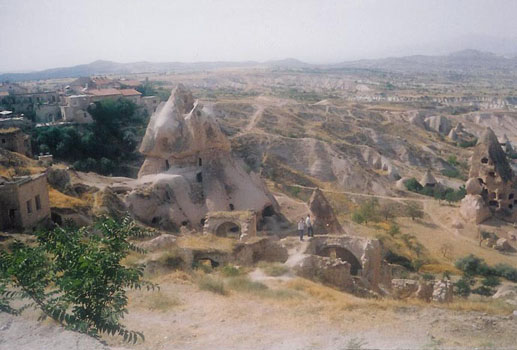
[0,174,50,230]
[203,210,257,239]
[0,91,61,123]
[293,235,392,294]
[0,128,31,156]
[60,95,94,123]
[60,89,143,123]
[142,96,161,114]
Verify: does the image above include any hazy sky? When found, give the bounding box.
[1,0,517,72]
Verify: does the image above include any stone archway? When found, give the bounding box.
[317,246,362,275]
[215,221,241,238]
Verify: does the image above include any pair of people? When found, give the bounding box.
[297,214,314,241]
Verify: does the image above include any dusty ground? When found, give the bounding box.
[4,269,515,350]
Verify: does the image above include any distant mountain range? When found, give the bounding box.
[1,50,516,82]
[332,49,517,75]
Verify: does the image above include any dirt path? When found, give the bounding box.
[289,183,430,202]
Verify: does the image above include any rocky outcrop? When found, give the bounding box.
[420,170,438,188]
[409,114,426,129]
[432,280,453,303]
[293,255,354,291]
[495,238,512,252]
[460,194,491,224]
[93,187,127,217]
[392,279,451,303]
[493,284,517,305]
[301,235,392,293]
[391,279,419,299]
[425,115,451,135]
[460,128,517,224]
[308,188,344,235]
[136,234,177,252]
[125,85,280,230]
[232,237,288,265]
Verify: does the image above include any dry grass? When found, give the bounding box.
[48,187,90,209]
[176,234,235,253]
[196,273,227,295]
[226,276,299,299]
[286,278,513,315]
[446,296,515,315]
[122,251,144,268]
[144,291,181,312]
[258,262,290,277]
[420,263,461,275]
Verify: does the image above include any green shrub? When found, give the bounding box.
[493,264,517,282]
[387,222,400,236]
[220,264,241,277]
[404,178,423,192]
[351,212,365,224]
[441,167,461,179]
[454,276,474,297]
[447,155,459,166]
[482,275,501,288]
[422,273,435,281]
[351,199,379,225]
[458,139,478,148]
[455,254,492,276]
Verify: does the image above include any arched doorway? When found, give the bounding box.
[215,221,241,238]
[317,246,362,275]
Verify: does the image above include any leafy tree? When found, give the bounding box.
[405,202,423,220]
[352,198,378,224]
[455,254,492,276]
[387,222,400,236]
[0,216,156,343]
[31,98,142,175]
[404,178,423,193]
[447,155,459,166]
[454,275,474,297]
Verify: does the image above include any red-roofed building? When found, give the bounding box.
[87,88,122,100]
[119,89,142,104]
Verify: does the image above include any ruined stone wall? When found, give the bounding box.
[0,130,30,156]
[203,210,257,238]
[0,182,20,230]
[15,174,50,229]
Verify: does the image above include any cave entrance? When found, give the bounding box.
[317,246,362,275]
[262,205,275,217]
[215,221,241,238]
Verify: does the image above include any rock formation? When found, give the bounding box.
[460,128,517,224]
[425,115,451,135]
[308,188,345,234]
[293,235,392,294]
[391,279,452,303]
[420,170,438,188]
[125,85,280,231]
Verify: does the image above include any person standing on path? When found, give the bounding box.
[298,218,305,241]
[306,214,314,237]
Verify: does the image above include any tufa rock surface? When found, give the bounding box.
[460,128,517,224]
[125,85,280,231]
[308,188,345,235]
